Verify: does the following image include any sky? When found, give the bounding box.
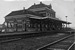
[0,0,75,28]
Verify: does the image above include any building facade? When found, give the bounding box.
[4,2,71,32]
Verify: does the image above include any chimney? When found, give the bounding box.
[49,4,52,8]
[34,3,36,5]
[23,7,25,12]
[40,2,42,4]
[23,7,25,10]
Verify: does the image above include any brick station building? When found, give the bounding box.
[4,2,71,32]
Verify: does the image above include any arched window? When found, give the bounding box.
[11,23,14,27]
[8,23,11,27]
[4,22,7,26]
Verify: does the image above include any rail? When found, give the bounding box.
[37,34,74,50]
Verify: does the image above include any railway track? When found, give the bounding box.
[0,33,71,44]
[0,32,69,43]
[0,31,74,43]
[0,32,74,50]
[37,34,74,50]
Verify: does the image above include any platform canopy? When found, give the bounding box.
[29,16,71,24]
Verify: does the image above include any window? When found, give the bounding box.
[17,24,22,28]
[11,23,14,27]
[40,12,46,17]
[46,13,50,17]
[17,20,22,22]
[8,23,11,27]
[4,22,7,26]
[42,13,46,17]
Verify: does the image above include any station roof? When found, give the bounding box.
[28,2,51,9]
[5,9,71,24]
[5,2,71,24]
[5,9,42,17]
[5,2,55,17]
[28,2,55,13]
[29,16,71,24]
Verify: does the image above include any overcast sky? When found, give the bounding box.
[0,0,75,28]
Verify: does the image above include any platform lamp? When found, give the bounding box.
[65,16,68,29]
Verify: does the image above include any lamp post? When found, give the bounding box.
[65,16,68,29]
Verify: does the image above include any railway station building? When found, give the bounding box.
[4,2,71,32]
